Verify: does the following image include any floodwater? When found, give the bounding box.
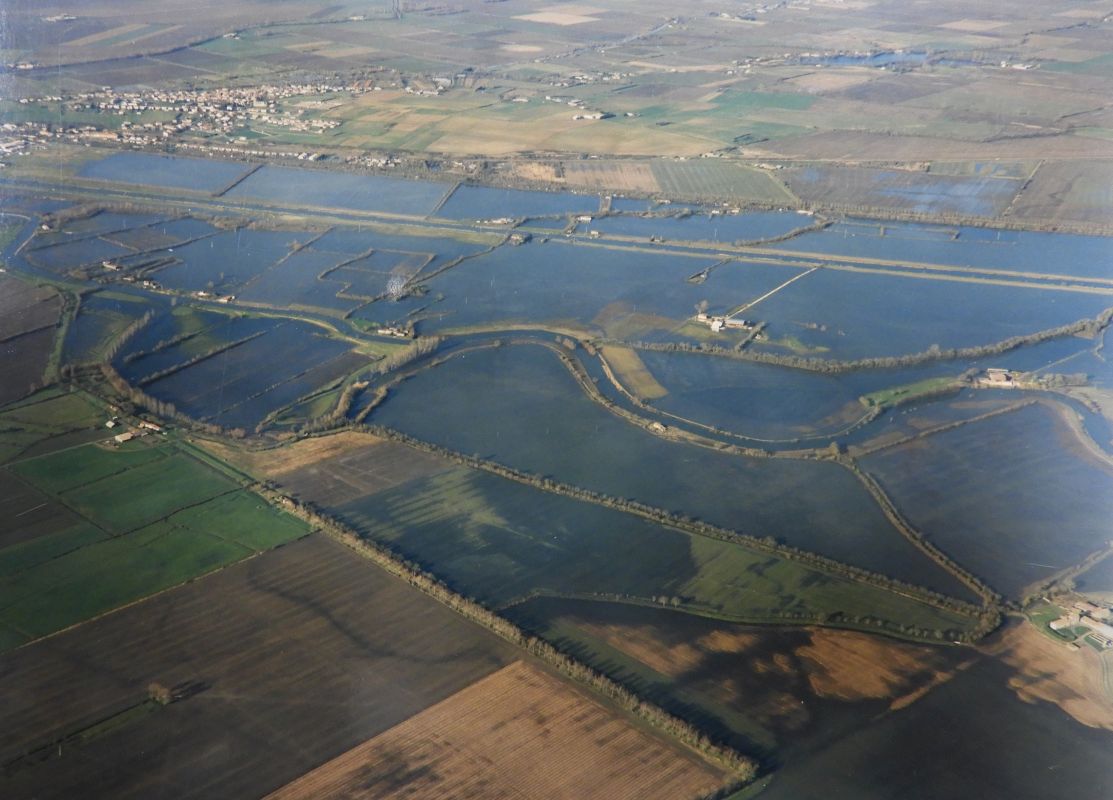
[224,166,453,216]
[77,152,251,193]
[863,402,1113,598]
[435,184,599,220]
[587,211,808,243]
[772,218,1113,282]
[369,343,978,598]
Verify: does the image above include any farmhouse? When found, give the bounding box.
[1052,602,1113,649]
[113,432,134,444]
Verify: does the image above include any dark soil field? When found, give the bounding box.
[0,534,518,800]
[0,276,62,406]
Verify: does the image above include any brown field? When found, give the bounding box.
[795,628,947,702]
[513,161,563,183]
[750,130,1113,163]
[264,660,731,800]
[0,328,56,407]
[600,344,669,400]
[986,620,1113,731]
[562,160,662,193]
[786,70,878,93]
[200,431,451,507]
[0,469,82,550]
[536,600,961,746]
[0,276,61,342]
[1008,160,1113,225]
[0,534,518,800]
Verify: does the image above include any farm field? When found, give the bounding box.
[740,265,1113,361]
[263,660,732,800]
[0,426,308,648]
[781,166,1022,218]
[506,597,968,761]
[330,464,973,637]
[862,402,1113,599]
[2,0,1113,795]
[0,534,520,800]
[366,344,978,601]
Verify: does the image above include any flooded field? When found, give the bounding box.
[753,656,1113,800]
[863,403,1113,598]
[224,166,453,216]
[783,166,1021,217]
[435,184,599,220]
[77,152,251,193]
[747,267,1111,360]
[140,319,369,429]
[368,344,975,598]
[584,211,808,243]
[507,597,966,764]
[773,219,1113,282]
[406,239,802,338]
[331,465,969,635]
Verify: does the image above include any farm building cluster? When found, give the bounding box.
[1050,601,1113,650]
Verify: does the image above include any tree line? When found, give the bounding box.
[259,487,759,782]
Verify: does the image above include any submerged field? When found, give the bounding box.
[367,343,976,600]
[862,402,1113,598]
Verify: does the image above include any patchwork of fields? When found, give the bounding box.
[0,392,309,650]
[1,113,1112,796]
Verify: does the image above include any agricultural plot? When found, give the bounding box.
[590,210,811,244]
[101,217,218,252]
[63,293,159,364]
[636,351,913,441]
[141,319,370,430]
[0,435,308,646]
[116,312,281,384]
[507,597,966,760]
[0,276,61,342]
[771,219,1113,282]
[0,324,56,402]
[224,166,453,217]
[333,465,973,637]
[77,152,253,194]
[264,660,732,800]
[250,435,451,507]
[149,229,307,293]
[782,166,1022,218]
[0,391,108,464]
[24,236,134,275]
[368,344,977,600]
[435,184,599,220]
[0,534,518,800]
[742,266,1113,361]
[862,403,1113,598]
[398,238,804,340]
[650,161,797,205]
[1009,160,1113,226]
[753,657,1113,800]
[237,247,360,313]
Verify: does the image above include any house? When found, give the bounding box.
[986,368,1012,384]
[114,432,134,444]
[139,421,162,432]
